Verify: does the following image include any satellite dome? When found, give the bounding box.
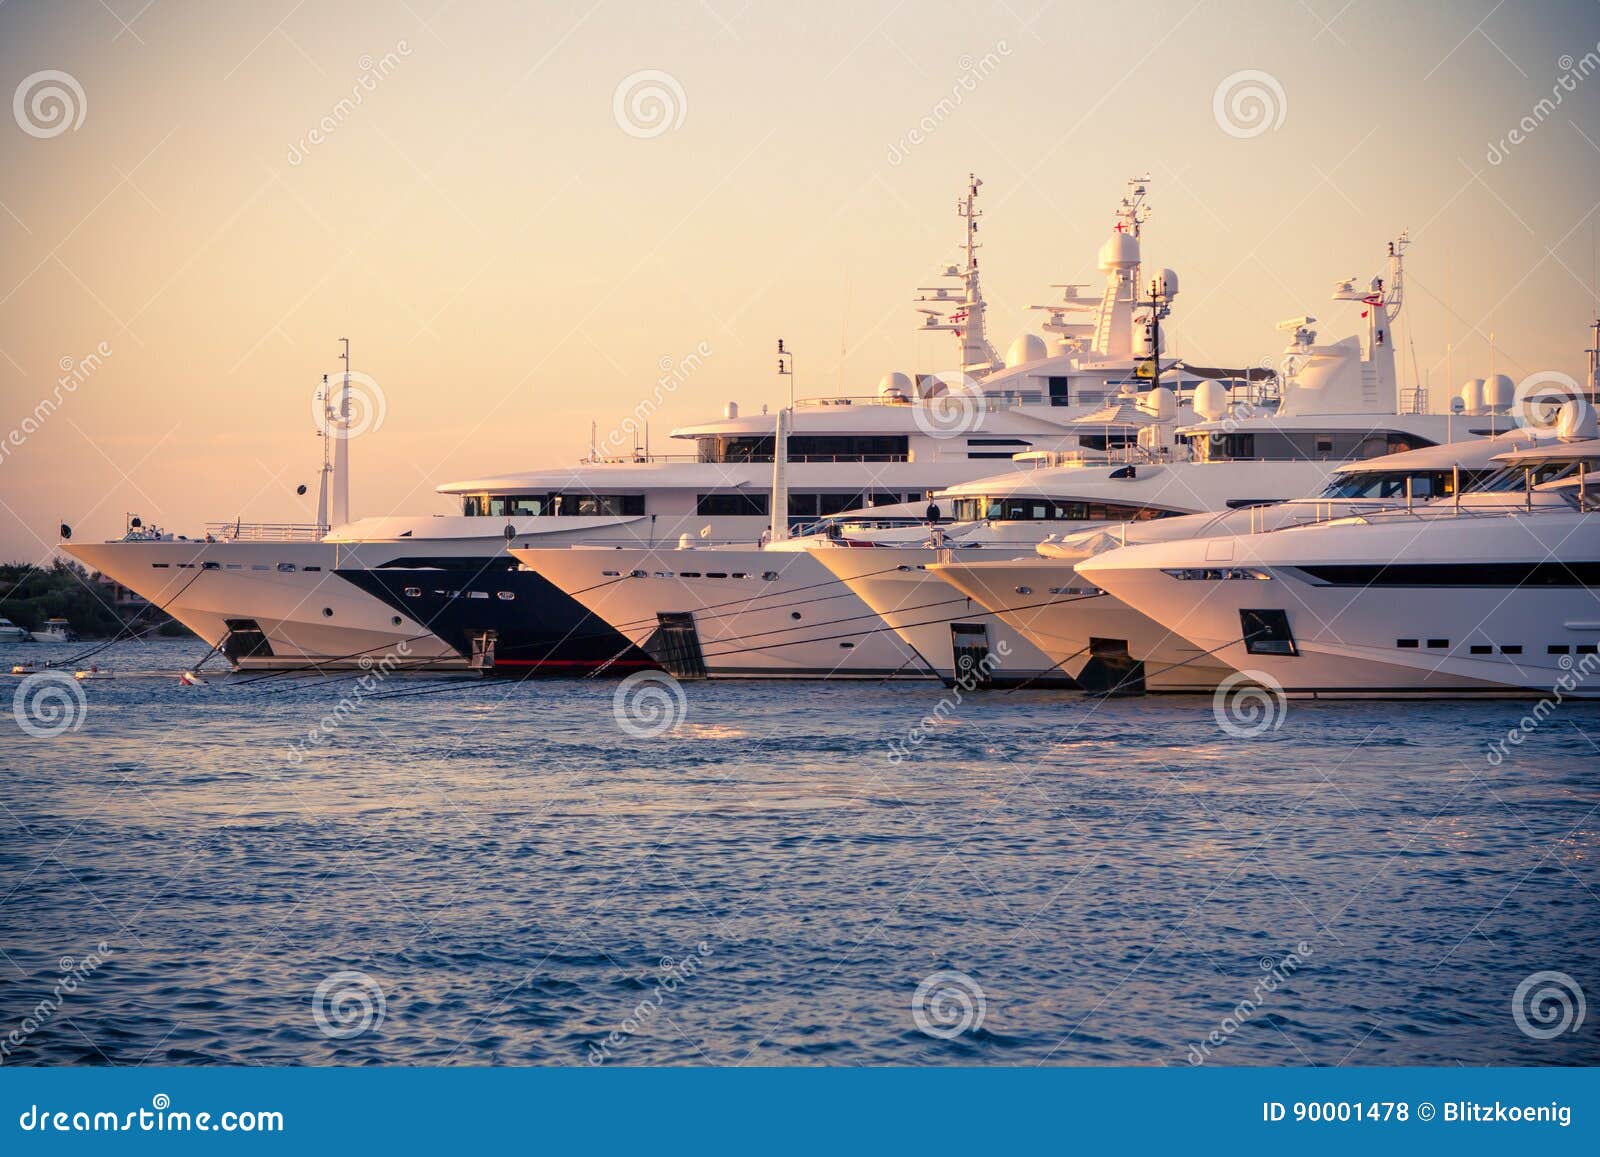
[1142,386,1177,421]
[878,372,914,402]
[1460,378,1484,415]
[1005,333,1049,368]
[1557,398,1600,441]
[1156,268,1179,298]
[1193,379,1229,422]
[1484,373,1515,413]
[1097,231,1140,272]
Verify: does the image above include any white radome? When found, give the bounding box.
[1005,333,1049,368]
[1460,379,1485,415]
[1192,378,1229,421]
[1097,231,1140,271]
[1484,374,1514,413]
[878,371,915,401]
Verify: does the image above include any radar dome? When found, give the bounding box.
[1557,398,1600,441]
[1193,379,1229,422]
[1005,333,1049,368]
[878,372,914,402]
[723,401,739,419]
[1142,386,1177,421]
[1097,231,1140,272]
[1460,379,1484,415]
[1484,374,1514,413]
[1156,268,1179,299]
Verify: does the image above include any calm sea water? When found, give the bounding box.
[2,637,1597,1067]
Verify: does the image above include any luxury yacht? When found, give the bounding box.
[66,176,1244,673]
[0,617,29,643]
[1077,407,1600,698]
[928,429,1555,692]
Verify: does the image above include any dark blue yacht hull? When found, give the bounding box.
[336,558,656,677]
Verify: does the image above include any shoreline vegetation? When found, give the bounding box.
[0,560,193,639]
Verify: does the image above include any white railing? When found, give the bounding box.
[205,521,325,542]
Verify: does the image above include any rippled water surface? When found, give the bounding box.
[2,639,1597,1067]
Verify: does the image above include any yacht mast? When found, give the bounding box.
[315,373,332,534]
[915,175,1001,375]
[333,338,351,526]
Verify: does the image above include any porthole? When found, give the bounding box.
[791,612,802,620]
[1396,639,1418,649]
[403,587,422,598]
[391,616,402,626]
[839,642,854,649]
[496,591,514,601]
[278,562,296,572]
[762,571,779,581]
[1014,585,1032,595]
[322,607,333,617]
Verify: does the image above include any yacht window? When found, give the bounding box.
[1501,645,1522,655]
[1579,644,1599,655]
[1048,376,1071,407]
[696,434,909,464]
[404,587,422,598]
[1470,645,1492,655]
[1428,639,1449,649]
[152,563,168,568]
[1549,645,1570,655]
[1241,609,1297,656]
[696,493,769,516]
[1396,638,1419,648]
[277,563,295,572]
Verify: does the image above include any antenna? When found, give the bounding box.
[777,337,794,409]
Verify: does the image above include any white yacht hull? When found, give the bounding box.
[512,545,932,679]
[66,539,460,670]
[813,547,1081,688]
[928,557,1233,692]
[1079,509,1600,699]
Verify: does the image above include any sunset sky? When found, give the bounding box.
[2,0,1599,560]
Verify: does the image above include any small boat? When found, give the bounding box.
[74,666,115,681]
[179,670,205,686]
[0,617,29,643]
[34,618,78,643]
[11,661,37,674]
